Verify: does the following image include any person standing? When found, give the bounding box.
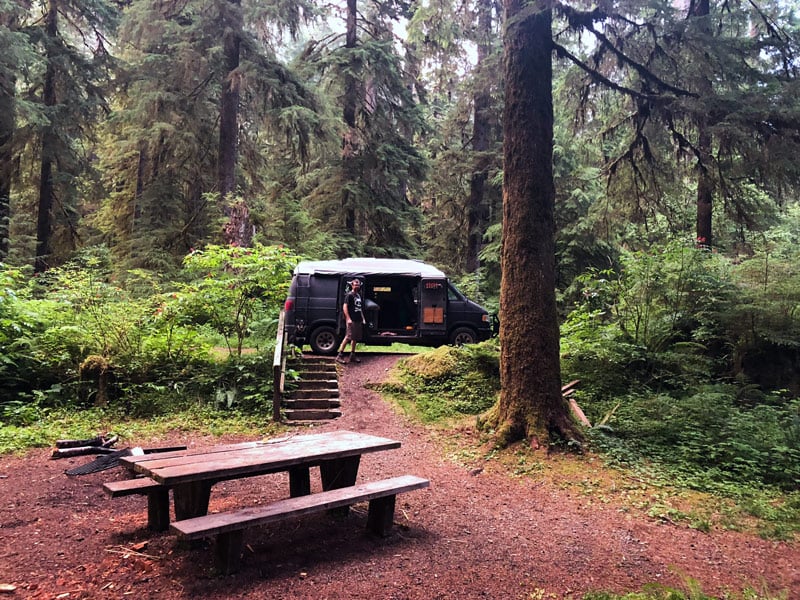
[336,279,366,364]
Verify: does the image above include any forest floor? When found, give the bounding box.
[0,353,798,599]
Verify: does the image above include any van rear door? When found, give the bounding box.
[419,278,448,335]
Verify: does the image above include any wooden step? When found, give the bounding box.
[292,379,338,390]
[287,388,339,400]
[283,408,342,420]
[293,356,336,366]
[283,398,341,410]
[296,371,338,380]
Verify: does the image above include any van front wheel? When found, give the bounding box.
[449,327,476,346]
[309,326,339,355]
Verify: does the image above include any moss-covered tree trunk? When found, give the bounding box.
[691,0,714,248]
[34,0,59,273]
[0,67,13,262]
[219,0,251,247]
[482,0,577,447]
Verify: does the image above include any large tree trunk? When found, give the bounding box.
[35,0,59,273]
[0,68,13,261]
[219,0,251,246]
[480,0,578,447]
[340,0,359,238]
[690,0,713,248]
[465,0,493,273]
[695,126,713,247]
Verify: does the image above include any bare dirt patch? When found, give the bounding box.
[1,353,797,599]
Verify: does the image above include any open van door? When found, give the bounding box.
[419,278,447,335]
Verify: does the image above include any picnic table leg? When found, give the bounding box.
[216,530,244,575]
[366,495,397,536]
[146,487,170,531]
[319,456,360,517]
[289,466,311,497]
[173,481,213,520]
[319,456,360,490]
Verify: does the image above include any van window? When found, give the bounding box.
[448,284,464,301]
[312,276,339,298]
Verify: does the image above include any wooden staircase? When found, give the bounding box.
[282,356,341,422]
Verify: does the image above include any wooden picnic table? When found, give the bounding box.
[118,429,401,523]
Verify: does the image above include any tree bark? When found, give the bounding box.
[340,0,359,237]
[35,0,59,273]
[695,126,713,247]
[219,0,252,246]
[0,68,13,261]
[690,0,713,248]
[481,0,578,446]
[466,0,493,273]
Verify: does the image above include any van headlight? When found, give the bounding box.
[481,314,490,323]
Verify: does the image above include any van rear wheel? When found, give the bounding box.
[449,327,476,346]
[309,326,339,355]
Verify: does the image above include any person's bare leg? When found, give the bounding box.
[349,341,360,363]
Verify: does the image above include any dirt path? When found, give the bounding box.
[0,353,797,599]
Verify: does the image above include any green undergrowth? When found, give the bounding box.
[371,340,500,423]
[0,403,283,454]
[581,580,787,600]
[380,342,800,543]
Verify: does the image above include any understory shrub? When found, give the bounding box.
[0,244,294,425]
[588,387,800,491]
[381,340,500,422]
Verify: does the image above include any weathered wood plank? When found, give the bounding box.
[127,431,400,486]
[103,478,170,531]
[103,478,162,497]
[171,475,429,539]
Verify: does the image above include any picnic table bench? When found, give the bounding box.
[171,475,429,573]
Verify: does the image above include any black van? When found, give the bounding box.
[284,258,494,355]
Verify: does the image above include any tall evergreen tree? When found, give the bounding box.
[96,0,319,265]
[557,0,800,250]
[0,2,32,260]
[409,0,504,275]
[300,0,428,257]
[12,0,118,272]
[219,0,247,245]
[480,0,577,446]
[465,0,498,273]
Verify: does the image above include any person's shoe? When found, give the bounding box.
[349,354,361,363]
[336,354,348,364]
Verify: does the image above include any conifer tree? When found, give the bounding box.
[11,0,118,271]
[96,0,319,265]
[408,0,504,275]
[299,0,428,257]
[557,0,800,250]
[479,0,578,447]
[0,3,31,260]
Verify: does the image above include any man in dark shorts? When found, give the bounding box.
[336,279,366,364]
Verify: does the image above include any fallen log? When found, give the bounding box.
[561,380,591,427]
[55,435,106,449]
[55,434,118,449]
[568,398,592,428]
[52,446,117,459]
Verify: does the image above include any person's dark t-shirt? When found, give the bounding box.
[345,291,364,322]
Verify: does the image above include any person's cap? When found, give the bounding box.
[351,278,362,286]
